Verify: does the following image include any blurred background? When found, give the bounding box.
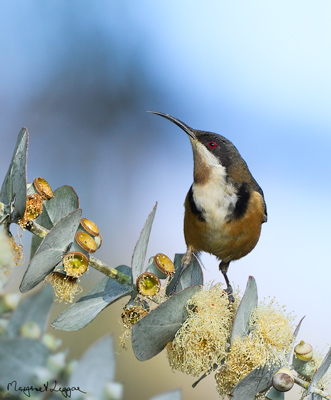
[1,1,331,399]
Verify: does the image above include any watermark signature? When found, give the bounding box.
[7,380,87,398]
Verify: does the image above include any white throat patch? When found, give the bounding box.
[192,143,238,227]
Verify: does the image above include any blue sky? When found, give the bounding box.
[1,2,331,399]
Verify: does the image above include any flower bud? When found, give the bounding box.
[46,352,66,374]
[20,321,41,339]
[294,340,313,361]
[272,369,294,392]
[3,293,21,310]
[0,293,21,314]
[41,333,62,351]
[102,382,123,400]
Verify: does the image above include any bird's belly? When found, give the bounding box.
[184,191,264,262]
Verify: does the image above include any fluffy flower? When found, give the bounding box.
[216,298,294,396]
[45,272,82,303]
[167,283,239,376]
[18,193,43,229]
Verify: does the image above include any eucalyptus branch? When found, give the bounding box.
[88,256,132,287]
[293,375,331,399]
[22,220,132,286]
[25,220,49,238]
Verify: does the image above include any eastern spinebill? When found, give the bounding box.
[149,112,267,298]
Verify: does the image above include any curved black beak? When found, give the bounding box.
[148,111,197,140]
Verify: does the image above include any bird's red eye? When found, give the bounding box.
[208,141,217,148]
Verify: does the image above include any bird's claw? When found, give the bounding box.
[225,285,235,303]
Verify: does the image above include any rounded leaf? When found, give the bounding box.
[132,285,200,361]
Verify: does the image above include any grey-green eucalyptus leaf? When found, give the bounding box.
[69,336,117,400]
[307,347,331,395]
[7,284,53,337]
[149,389,182,400]
[131,203,157,284]
[230,276,257,345]
[30,185,79,259]
[166,253,203,295]
[0,338,49,390]
[286,316,305,363]
[0,128,28,223]
[20,208,82,293]
[132,285,200,361]
[230,362,281,399]
[52,265,132,331]
[266,387,285,400]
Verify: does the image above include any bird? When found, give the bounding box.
[149,111,267,299]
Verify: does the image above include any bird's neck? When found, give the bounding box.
[192,166,238,224]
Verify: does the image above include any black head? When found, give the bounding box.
[148,111,246,173]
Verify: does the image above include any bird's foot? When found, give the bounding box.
[219,261,234,303]
[224,284,235,303]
